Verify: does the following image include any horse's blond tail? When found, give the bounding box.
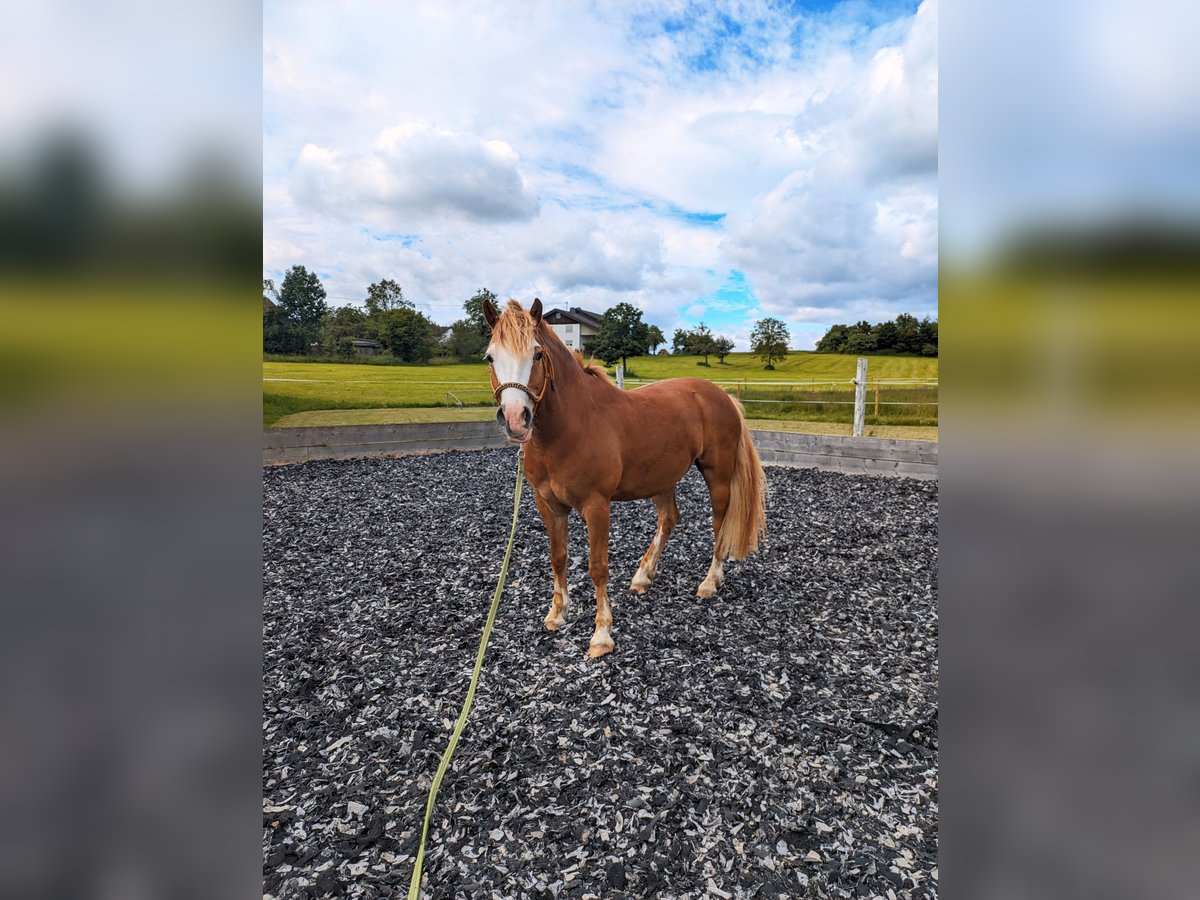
[715,403,767,561]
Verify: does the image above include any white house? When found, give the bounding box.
[542,307,603,353]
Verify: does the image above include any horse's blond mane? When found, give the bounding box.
[493,300,614,384]
[491,299,538,355]
[578,354,613,383]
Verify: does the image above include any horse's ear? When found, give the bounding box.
[530,298,543,323]
[483,297,499,328]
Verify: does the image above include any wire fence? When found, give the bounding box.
[626,377,939,428]
[441,375,939,427]
[266,364,938,429]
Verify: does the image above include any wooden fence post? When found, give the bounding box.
[616,364,624,389]
[874,383,880,418]
[853,358,868,436]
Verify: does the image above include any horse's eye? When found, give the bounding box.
[484,353,493,364]
[533,349,544,360]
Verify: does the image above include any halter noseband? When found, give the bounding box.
[492,347,555,408]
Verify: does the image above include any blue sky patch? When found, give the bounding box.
[680,269,759,334]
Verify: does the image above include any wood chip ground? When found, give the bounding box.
[264,449,938,899]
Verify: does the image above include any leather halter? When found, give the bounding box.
[492,347,555,408]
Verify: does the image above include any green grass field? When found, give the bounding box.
[615,350,937,383]
[263,350,939,432]
[263,360,494,425]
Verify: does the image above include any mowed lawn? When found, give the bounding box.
[264,351,938,430]
[263,361,494,426]
[617,351,937,384]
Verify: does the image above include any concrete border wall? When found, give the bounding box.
[264,422,937,478]
[751,430,937,479]
[264,421,508,465]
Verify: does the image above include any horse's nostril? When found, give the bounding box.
[523,407,532,428]
[496,407,506,426]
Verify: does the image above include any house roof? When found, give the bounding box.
[543,306,604,329]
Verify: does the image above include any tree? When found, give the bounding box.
[376,307,435,362]
[844,320,877,355]
[645,325,666,354]
[713,336,735,363]
[447,319,487,361]
[591,302,651,371]
[917,317,938,357]
[750,317,790,370]
[844,329,878,355]
[672,328,693,355]
[463,287,498,336]
[688,322,716,365]
[815,314,937,357]
[320,305,373,354]
[872,319,898,353]
[276,265,329,352]
[365,278,410,316]
[815,323,849,354]
[893,313,920,355]
[263,304,305,354]
[263,278,277,302]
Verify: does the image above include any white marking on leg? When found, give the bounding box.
[697,554,725,598]
[556,570,570,616]
[588,593,614,657]
[646,532,663,577]
[544,571,569,629]
[631,530,663,592]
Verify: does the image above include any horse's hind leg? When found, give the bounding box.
[630,488,679,595]
[534,493,570,630]
[696,460,732,598]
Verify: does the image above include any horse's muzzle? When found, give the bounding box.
[497,405,533,443]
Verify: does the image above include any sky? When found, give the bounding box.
[263,0,937,350]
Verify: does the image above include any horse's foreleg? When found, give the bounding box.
[534,493,570,631]
[580,498,613,658]
[630,488,679,594]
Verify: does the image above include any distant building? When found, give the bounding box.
[543,307,603,352]
[352,339,384,356]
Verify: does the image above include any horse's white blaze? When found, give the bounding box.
[488,341,538,431]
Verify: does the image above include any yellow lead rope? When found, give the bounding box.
[407,450,524,900]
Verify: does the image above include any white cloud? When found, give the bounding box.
[721,0,938,321]
[265,0,940,344]
[291,125,539,223]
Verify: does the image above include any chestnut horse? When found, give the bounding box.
[484,298,766,658]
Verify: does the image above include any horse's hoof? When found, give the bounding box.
[544,614,566,631]
[629,575,650,595]
[587,641,614,659]
[696,582,718,599]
